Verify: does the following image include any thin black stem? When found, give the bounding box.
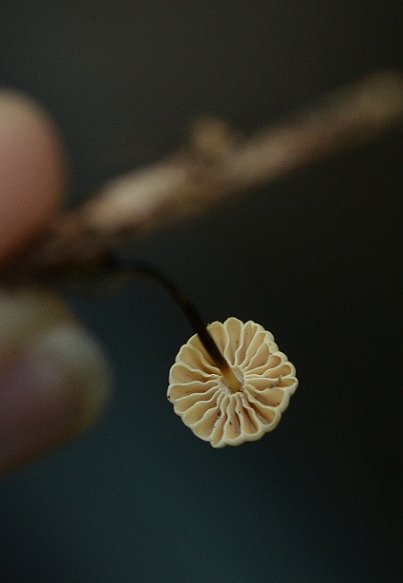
[104,257,235,378]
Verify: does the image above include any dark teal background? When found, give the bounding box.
[1,2,402,582]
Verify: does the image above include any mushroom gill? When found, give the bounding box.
[168,317,298,447]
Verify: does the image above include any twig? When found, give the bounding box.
[5,70,403,283]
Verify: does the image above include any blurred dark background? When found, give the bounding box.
[1,2,402,582]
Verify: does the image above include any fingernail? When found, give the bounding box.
[0,323,112,474]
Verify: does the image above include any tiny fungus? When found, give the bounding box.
[168,317,298,447]
[16,258,298,448]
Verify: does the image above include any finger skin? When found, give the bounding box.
[0,90,65,266]
[0,291,111,476]
[0,93,111,474]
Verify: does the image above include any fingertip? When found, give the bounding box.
[0,90,66,265]
[0,289,112,475]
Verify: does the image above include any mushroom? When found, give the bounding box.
[168,317,298,447]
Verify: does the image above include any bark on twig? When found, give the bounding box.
[6,70,403,282]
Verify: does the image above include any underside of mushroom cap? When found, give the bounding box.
[168,317,298,447]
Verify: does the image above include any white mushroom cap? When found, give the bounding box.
[167,317,298,447]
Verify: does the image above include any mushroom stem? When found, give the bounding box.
[100,258,242,389]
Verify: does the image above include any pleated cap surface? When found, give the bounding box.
[168,317,298,447]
